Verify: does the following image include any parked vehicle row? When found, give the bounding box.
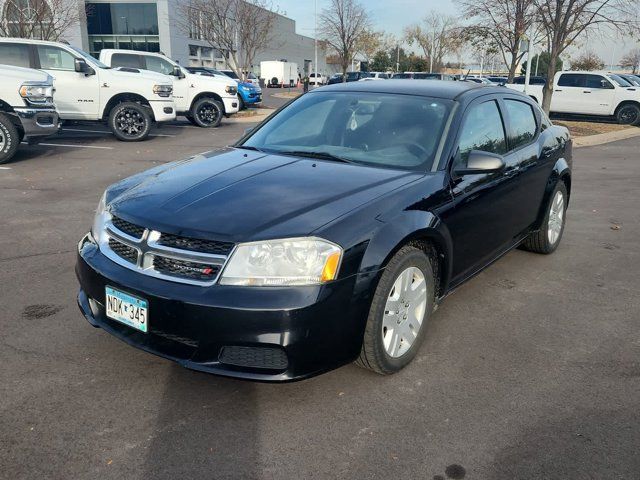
[186,67,262,110]
[507,70,640,125]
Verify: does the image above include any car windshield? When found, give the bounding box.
[223,70,239,79]
[70,46,109,69]
[241,91,453,171]
[608,74,632,87]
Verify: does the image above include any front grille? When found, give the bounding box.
[219,346,288,370]
[152,256,221,281]
[157,233,234,255]
[108,238,138,264]
[111,216,145,239]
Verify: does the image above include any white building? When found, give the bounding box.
[0,0,327,78]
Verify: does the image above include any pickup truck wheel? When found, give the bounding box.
[521,182,567,254]
[238,96,246,111]
[108,102,151,141]
[0,113,20,164]
[191,98,223,128]
[356,245,435,375]
[616,103,640,126]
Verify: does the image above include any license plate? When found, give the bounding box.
[105,286,148,333]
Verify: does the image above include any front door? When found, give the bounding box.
[143,55,189,113]
[440,98,529,283]
[581,74,615,115]
[35,45,100,119]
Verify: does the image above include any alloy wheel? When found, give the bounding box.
[619,106,639,125]
[382,266,427,358]
[0,129,5,151]
[196,102,221,126]
[115,108,146,137]
[547,190,565,245]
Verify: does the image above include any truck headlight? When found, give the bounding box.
[219,237,342,286]
[225,85,238,95]
[153,84,173,97]
[19,83,54,104]
[91,192,110,245]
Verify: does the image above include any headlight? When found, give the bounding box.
[91,191,110,244]
[19,83,54,104]
[219,237,342,286]
[225,85,238,95]
[153,84,173,97]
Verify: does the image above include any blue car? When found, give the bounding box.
[186,67,262,109]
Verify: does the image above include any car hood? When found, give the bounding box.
[107,149,422,242]
[187,72,236,89]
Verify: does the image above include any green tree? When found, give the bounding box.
[521,51,563,77]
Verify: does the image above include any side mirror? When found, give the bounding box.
[454,150,505,176]
[74,58,94,75]
[600,80,613,89]
[173,66,185,79]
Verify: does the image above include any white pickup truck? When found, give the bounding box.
[507,71,640,125]
[0,65,60,163]
[0,38,176,141]
[99,50,239,128]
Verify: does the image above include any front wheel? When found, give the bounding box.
[0,113,20,164]
[521,182,568,254]
[616,103,640,126]
[238,96,246,111]
[356,245,435,375]
[108,102,152,141]
[190,98,223,128]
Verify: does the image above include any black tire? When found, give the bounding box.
[185,114,199,126]
[616,103,640,126]
[356,245,436,375]
[521,182,568,254]
[0,113,20,164]
[238,95,246,111]
[108,102,152,141]
[190,98,223,128]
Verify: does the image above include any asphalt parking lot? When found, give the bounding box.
[1,113,639,479]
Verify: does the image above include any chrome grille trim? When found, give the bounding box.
[99,218,232,286]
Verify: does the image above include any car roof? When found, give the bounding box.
[0,37,69,47]
[318,79,501,100]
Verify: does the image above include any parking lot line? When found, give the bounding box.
[0,166,11,170]
[36,143,114,150]
[63,128,174,138]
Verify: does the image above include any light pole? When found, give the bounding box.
[314,0,317,85]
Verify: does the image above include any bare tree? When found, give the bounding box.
[319,0,370,79]
[533,0,640,113]
[0,0,83,41]
[176,0,278,79]
[570,50,605,70]
[620,48,640,73]
[456,0,537,82]
[356,29,384,67]
[404,12,461,73]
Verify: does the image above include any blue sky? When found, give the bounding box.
[274,0,630,65]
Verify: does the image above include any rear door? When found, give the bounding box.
[552,73,584,113]
[35,44,100,119]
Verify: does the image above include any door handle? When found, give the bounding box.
[555,89,563,92]
[583,90,591,93]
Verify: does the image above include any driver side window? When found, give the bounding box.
[37,46,76,71]
[145,56,175,76]
[456,100,507,166]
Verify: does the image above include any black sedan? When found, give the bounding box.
[76,80,572,381]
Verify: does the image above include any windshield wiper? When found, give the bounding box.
[277,150,353,164]
[235,145,265,152]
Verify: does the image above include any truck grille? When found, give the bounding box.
[111,216,145,239]
[108,238,138,264]
[101,217,231,286]
[156,233,234,255]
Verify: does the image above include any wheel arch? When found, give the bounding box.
[190,92,225,114]
[533,157,571,230]
[614,99,640,114]
[0,100,16,114]
[102,93,152,120]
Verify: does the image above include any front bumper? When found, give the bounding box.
[149,100,177,122]
[239,90,262,105]
[13,107,59,139]
[222,96,239,115]
[76,238,370,382]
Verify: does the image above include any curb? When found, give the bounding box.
[226,110,274,124]
[574,127,640,148]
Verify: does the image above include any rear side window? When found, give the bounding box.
[457,100,507,163]
[37,46,75,71]
[504,100,537,150]
[112,53,142,69]
[0,43,31,68]
[558,74,584,87]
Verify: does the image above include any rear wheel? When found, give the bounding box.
[0,113,20,164]
[521,182,568,254]
[190,98,223,128]
[108,102,151,141]
[616,103,640,125]
[356,245,435,375]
